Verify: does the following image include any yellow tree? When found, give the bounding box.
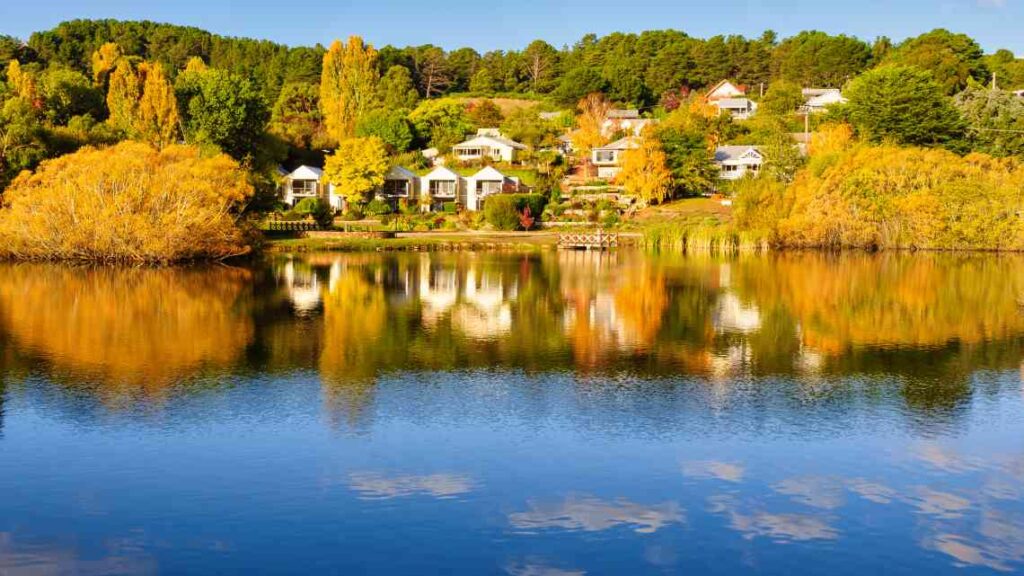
[136,62,180,147]
[571,92,610,175]
[107,59,141,134]
[323,136,390,205]
[6,60,38,104]
[183,56,208,75]
[90,42,122,87]
[618,136,673,206]
[320,37,380,144]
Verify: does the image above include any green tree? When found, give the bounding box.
[377,65,419,110]
[0,96,46,189]
[38,67,104,125]
[467,99,504,127]
[522,40,559,92]
[270,82,324,150]
[844,65,964,147]
[552,67,607,106]
[770,31,871,86]
[408,98,472,151]
[355,108,414,152]
[176,68,270,161]
[953,86,1024,157]
[656,126,717,196]
[883,29,988,95]
[323,136,390,205]
[759,80,804,116]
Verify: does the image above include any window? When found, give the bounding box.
[594,150,616,163]
[383,180,408,196]
[292,180,318,195]
[477,180,502,195]
[458,147,482,157]
[724,165,738,172]
[430,179,456,196]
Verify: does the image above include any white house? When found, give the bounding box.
[377,166,419,210]
[465,166,522,211]
[711,98,758,120]
[802,88,846,113]
[705,80,747,102]
[279,165,343,210]
[714,146,763,180]
[452,129,528,163]
[601,109,656,137]
[591,136,641,179]
[420,165,463,211]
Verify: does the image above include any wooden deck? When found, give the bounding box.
[557,230,619,250]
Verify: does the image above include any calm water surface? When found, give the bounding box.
[0,251,1022,575]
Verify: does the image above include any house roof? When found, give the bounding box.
[595,136,642,151]
[287,165,323,180]
[470,166,508,181]
[386,166,417,180]
[607,109,640,119]
[423,166,461,181]
[805,90,846,107]
[714,146,763,163]
[454,134,528,150]
[713,98,754,109]
[705,80,746,99]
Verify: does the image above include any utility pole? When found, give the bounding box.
[992,72,997,91]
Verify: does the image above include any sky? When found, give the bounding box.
[2,0,1022,55]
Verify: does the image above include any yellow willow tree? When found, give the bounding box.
[136,62,180,147]
[107,59,141,134]
[618,136,673,206]
[320,36,380,144]
[90,42,122,87]
[324,136,390,205]
[182,56,208,75]
[571,93,611,173]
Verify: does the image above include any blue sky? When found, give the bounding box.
[2,0,1022,54]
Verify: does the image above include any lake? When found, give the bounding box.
[0,251,1022,575]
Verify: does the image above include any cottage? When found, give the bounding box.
[420,166,463,211]
[802,88,845,113]
[465,166,522,211]
[279,165,343,210]
[377,166,419,210]
[705,80,747,101]
[714,146,763,180]
[711,98,757,120]
[591,136,641,179]
[452,129,528,163]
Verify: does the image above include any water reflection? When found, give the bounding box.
[347,472,475,500]
[509,495,683,534]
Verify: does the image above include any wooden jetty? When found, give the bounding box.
[558,230,619,250]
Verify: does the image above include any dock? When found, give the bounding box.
[557,230,619,250]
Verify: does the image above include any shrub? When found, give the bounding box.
[484,196,522,230]
[442,202,458,214]
[364,198,393,216]
[292,197,321,215]
[513,194,549,220]
[311,199,335,229]
[0,141,252,262]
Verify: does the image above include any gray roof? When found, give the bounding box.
[714,146,762,162]
[595,136,641,151]
[607,109,640,119]
[714,98,754,109]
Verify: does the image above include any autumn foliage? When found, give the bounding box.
[0,141,254,261]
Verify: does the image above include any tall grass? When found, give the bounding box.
[641,223,770,254]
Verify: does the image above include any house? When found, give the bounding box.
[714,146,763,180]
[420,165,463,211]
[377,166,419,210]
[279,165,343,211]
[705,80,747,102]
[802,88,846,113]
[1013,89,1024,98]
[465,166,522,211]
[600,109,656,137]
[591,136,641,179]
[452,129,528,163]
[711,98,757,120]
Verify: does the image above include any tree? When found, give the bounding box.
[446,47,481,92]
[90,42,122,87]
[0,141,253,261]
[522,40,559,92]
[412,46,450,98]
[0,96,46,189]
[320,37,380,144]
[135,62,179,147]
[761,122,803,183]
[646,43,696,99]
[270,82,324,150]
[770,31,871,86]
[106,59,140,134]
[377,65,419,110]
[466,99,504,128]
[176,68,270,162]
[759,80,804,116]
[408,98,472,151]
[656,126,717,196]
[844,65,964,147]
[985,49,1024,90]
[6,60,38,104]
[469,68,498,94]
[618,136,672,205]
[323,136,390,205]
[883,29,988,95]
[571,93,611,162]
[38,67,104,125]
[501,107,562,148]
[355,109,414,152]
[553,67,607,106]
[182,56,208,75]
[954,86,1024,157]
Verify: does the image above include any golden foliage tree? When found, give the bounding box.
[183,56,208,75]
[323,136,390,204]
[6,60,38,104]
[90,42,122,87]
[106,59,141,134]
[571,93,611,165]
[136,61,180,147]
[0,141,254,262]
[618,136,673,206]
[320,36,380,144]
